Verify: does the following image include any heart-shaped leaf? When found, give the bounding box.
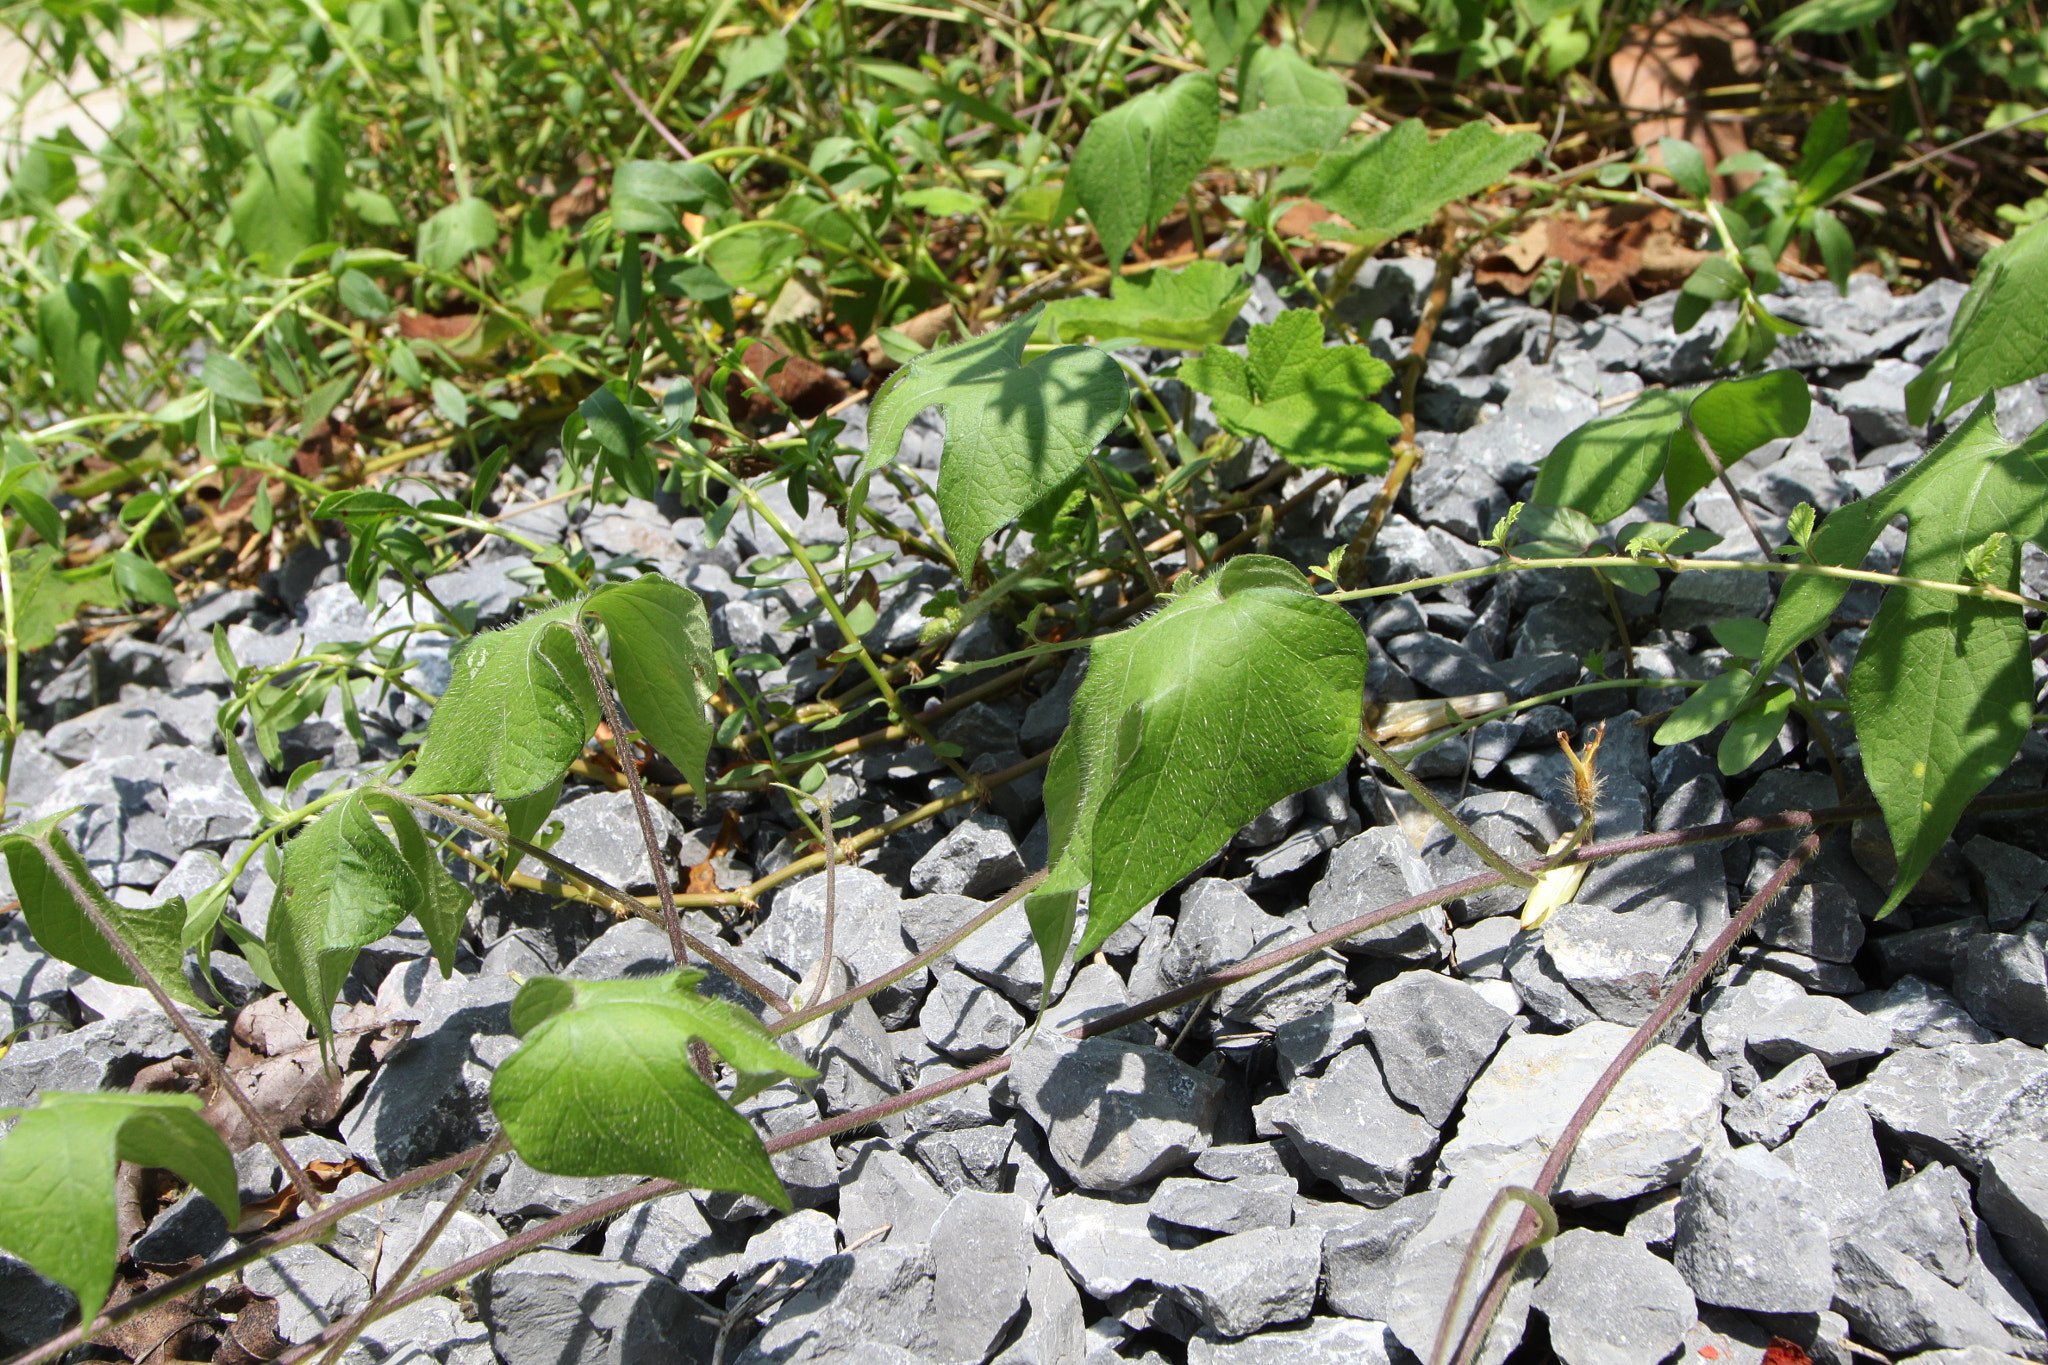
[1071,71,1219,266]
[1038,261,1250,350]
[1181,309,1401,473]
[583,575,720,794]
[1907,216,2048,424]
[1310,119,1541,248]
[862,307,1128,558]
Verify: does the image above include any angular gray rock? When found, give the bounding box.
[1853,976,1999,1051]
[1724,1054,1836,1148]
[0,1257,72,1356]
[1954,924,2048,1047]
[1778,1095,1888,1235]
[992,1255,1087,1365]
[1273,1001,1368,1086]
[953,898,1066,1011]
[1981,1140,2048,1301]
[909,811,1025,898]
[1158,1227,1322,1338]
[1833,1228,2034,1356]
[732,1245,935,1364]
[1359,970,1513,1126]
[602,1191,737,1293]
[919,967,1025,1061]
[1186,1317,1401,1365]
[757,868,924,1025]
[1441,1022,1723,1204]
[1962,836,2048,930]
[1754,880,1866,963]
[1747,993,1892,1067]
[1699,967,1809,1063]
[1149,1174,1295,1235]
[244,1245,372,1343]
[1255,1046,1439,1207]
[1011,1033,1223,1190]
[517,788,693,892]
[1673,1145,1834,1314]
[1541,899,1695,1026]
[1038,1192,1198,1299]
[928,1191,1036,1361]
[1307,826,1451,963]
[1854,1041,2048,1173]
[730,1209,838,1288]
[1533,1228,1696,1365]
[835,1140,951,1250]
[1321,1190,1439,1322]
[1380,1175,1549,1365]
[342,965,518,1177]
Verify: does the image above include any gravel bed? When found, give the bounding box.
[3,264,2047,1365]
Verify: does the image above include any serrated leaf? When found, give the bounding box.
[1028,556,1367,977]
[1531,369,1810,523]
[1071,71,1219,266]
[268,789,465,1048]
[1906,217,2048,424]
[861,307,1128,557]
[491,972,815,1207]
[1309,119,1541,248]
[417,196,499,273]
[230,104,342,274]
[582,576,720,793]
[1213,105,1356,170]
[1182,309,1400,474]
[1037,261,1250,350]
[405,599,600,802]
[1756,399,2048,915]
[0,815,203,1011]
[0,1093,237,1324]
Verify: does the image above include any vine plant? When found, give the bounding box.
[5,23,2048,1365]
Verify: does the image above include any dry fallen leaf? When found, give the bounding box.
[1608,11,1762,199]
[1472,203,1707,305]
[686,809,744,895]
[94,1261,216,1364]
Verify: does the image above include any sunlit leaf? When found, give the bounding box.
[1037,260,1249,350]
[230,104,343,273]
[1310,119,1541,248]
[1181,308,1400,473]
[1072,71,1219,266]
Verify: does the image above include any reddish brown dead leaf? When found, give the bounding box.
[1275,200,1341,240]
[1472,203,1707,305]
[858,304,963,378]
[211,1288,285,1364]
[95,1261,216,1364]
[206,998,407,1156]
[235,1158,364,1234]
[1609,11,1761,199]
[1760,1341,1811,1365]
[685,809,744,895]
[397,311,483,343]
[717,342,852,423]
[549,174,602,230]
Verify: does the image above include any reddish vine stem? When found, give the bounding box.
[1438,829,1826,1365]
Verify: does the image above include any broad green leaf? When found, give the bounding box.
[899,186,983,217]
[34,275,127,404]
[1239,43,1348,109]
[1768,0,1895,35]
[1531,369,1811,523]
[1029,556,1367,973]
[1653,665,1756,746]
[1037,261,1250,349]
[405,599,600,802]
[1214,106,1356,170]
[417,197,499,273]
[1186,0,1270,69]
[1310,119,1541,248]
[0,1093,237,1324]
[491,973,815,1206]
[8,487,63,550]
[432,377,470,428]
[200,352,265,406]
[719,31,789,101]
[862,307,1128,557]
[0,815,202,1011]
[269,789,465,1047]
[1657,136,1712,201]
[1906,217,2048,424]
[1071,71,1220,266]
[1756,400,2048,915]
[8,547,116,652]
[610,161,733,235]
[111,549,179,611]
[1718,684,1794,775]
[230,104,343,273]
[337,269,393,319]
[582,576,719,793]
[1181,310,1401,474]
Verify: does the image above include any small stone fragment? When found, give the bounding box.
[1321,1190,1440,1322]
[1541,899,1696,1026]
[1307,827,1451,963]
[1978,1141,2048,1301]
[1149,1174,1295,1235]
[1359,970,1513,1126]
[1672,1145,1835,1314]
[1854,1041,2048,1173]
[1037,1192,1198,1299]
[1754,880,1866,962]
[928,1191,1036,1361]
[919,967,1025,1061]
[1953,924,2048,1047]
[1777,1095,1889,1234]
[475,1249,714,1365]
[1724,1054,1836,1148]
[836,1140,951,1250]
[1852,975,1998,1050]
[1533,1228,1696,1365]
[1185,1318,1400,1365]
[991,1255,1086,1365]
[1158,1227,1323,1338]
[909,811,1025,898]
[1255,1046,1439,1207]
[602,1191,735,1293]
[1747,993,1892,1067]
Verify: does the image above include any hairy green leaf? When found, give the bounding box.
[404,600,600,802]
[230,104,342,273]
[1186,0,1269,69]
[8,547,117,653]
[1718,684,1794,775]
[862,307,1128,557]
[1071,71,1219,266]
[1029,556,1367,975]
[0,1093,237,1324]
[583,576,720,793]
[1239,43,1348,109]
[269,789,466,1047]
[491,973,815,1206]
[1310,119,1541,248]
[1037,261,1249,349]
[0,815,202,1011]
[1181,309,1401,473]
[1531,369,1811,523]
[1213,105,1355,169]
[1906,217,2048,424]
[1652,665,1756,746]
[1757,400,2048,915]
